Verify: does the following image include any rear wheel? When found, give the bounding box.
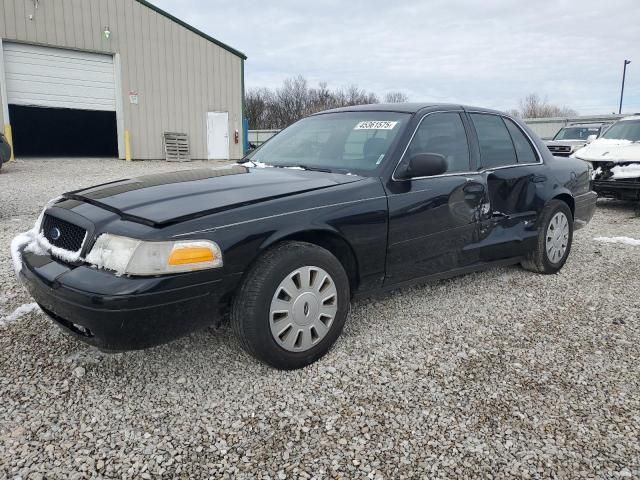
[521,200,573,274]
[231,241,350,369]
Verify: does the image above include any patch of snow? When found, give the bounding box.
[244,160,272,168]
[11,196,84,275]
[594,236,640,246]
[592,139,633,146]
[591,166,602,180]
[11,230,37,274]
[241,161,305,170]
[84,234,139,276]
[34,231,87,263]
[610,163,640,180]
[0,303,41,327]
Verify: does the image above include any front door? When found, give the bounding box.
[385,111,486,285]
[207,111,229,160]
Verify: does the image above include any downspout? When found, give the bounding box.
[241,58,248,155]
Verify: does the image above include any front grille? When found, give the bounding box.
[41,214,87,252]
[548,145,571,153]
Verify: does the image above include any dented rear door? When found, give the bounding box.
[464,112,543,261]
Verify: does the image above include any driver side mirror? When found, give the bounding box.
[402,153,448,178]
[586,134,597,144]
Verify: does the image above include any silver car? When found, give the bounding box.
[545,123,608,157]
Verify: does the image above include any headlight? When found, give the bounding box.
[85,234,222,276]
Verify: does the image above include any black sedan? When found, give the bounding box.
[0,131,11,169]
[13,104,597,369]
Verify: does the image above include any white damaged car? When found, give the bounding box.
[572,115,640,200]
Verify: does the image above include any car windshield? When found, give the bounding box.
[553,126,600,140]
[601,120,640,142]
[244,112,410,174]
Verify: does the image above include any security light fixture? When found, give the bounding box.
[103,27,111,40]
[619,59,631,114]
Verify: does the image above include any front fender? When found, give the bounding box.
[258,224,346,251]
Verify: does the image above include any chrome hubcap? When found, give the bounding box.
[269,266,338,352]
[546,212,569,263]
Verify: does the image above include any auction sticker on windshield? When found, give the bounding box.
[354,121,398,130]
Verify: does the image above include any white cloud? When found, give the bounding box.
[151,0,640,114]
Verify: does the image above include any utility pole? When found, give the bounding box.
[619,59,631,114]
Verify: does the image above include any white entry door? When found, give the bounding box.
[207,112,229,160]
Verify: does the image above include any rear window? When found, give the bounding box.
[504,118,538,164]
[554,126,601,140]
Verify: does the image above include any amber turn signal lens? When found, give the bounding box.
[168,247,215,265]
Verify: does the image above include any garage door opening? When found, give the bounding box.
[9,105,118,157]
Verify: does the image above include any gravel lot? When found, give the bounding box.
[1,158,639,479]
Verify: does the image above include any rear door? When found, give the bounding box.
[466,112,544,260]
[384,111,487,284]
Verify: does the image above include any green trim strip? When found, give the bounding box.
[135,0,247,60]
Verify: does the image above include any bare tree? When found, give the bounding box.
[245,76,384,129]
[512,94,577,119]
[384,91,409,103]
[245,88,273,130]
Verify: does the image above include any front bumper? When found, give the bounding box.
[19,250,238,351]
[592,179,640,200]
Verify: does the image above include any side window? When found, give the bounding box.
[504,118,538,164]
[470,113,517,168]
[407,112,470,173]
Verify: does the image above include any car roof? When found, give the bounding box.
[314,103,505,116]
[620,115,640,121]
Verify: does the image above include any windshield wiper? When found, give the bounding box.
[275,164,333,173]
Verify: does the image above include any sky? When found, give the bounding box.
[152,0,640,115]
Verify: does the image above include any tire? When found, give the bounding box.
[521,200,573,274]
[231,241,350,370]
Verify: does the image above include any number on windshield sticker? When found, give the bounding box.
[354,121,398,130]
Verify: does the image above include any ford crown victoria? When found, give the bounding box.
[13,104,597,369]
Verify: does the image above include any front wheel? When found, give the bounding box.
[231,241,350,369]
[521,200,574,274]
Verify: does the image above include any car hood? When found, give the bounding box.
[63,164,364,226]
[574,138,640,163]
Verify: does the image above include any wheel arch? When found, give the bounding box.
[258,227,360,292]
[550,192,575,218]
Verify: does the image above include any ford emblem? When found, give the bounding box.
[50,227,61,241]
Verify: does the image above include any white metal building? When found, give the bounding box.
[0,0,246,160]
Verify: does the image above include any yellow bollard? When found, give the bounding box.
[4,124,14,162]
[124,129,132,161]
